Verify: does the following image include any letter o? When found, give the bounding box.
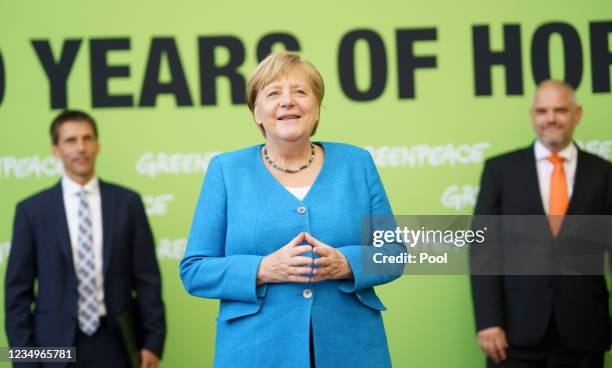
[338,29,388,101]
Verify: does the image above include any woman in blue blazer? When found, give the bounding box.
[180,51,404,368]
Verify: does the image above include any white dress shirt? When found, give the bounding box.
[61,175,106,316]
[285,186,311,201]
[534,140,577,215]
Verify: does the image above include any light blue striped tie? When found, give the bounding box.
[76,189,100,336]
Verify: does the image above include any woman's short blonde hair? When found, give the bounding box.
[247,51,325,136]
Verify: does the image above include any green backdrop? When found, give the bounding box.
[1,0,611,366]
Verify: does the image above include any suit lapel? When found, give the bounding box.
[51,182,76,272]
[522,145,546,216]
[100,181,116,276]
[520,145,557,241]
[565,148,587,216]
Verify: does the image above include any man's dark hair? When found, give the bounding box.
[50,110,98,145]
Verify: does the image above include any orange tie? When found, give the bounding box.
[548,155,568,237]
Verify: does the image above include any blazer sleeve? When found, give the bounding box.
[470,159,505,331]
[180,156,265,304]
[130,194,166,358]
[4,203,36,348]
[337,152,406,293]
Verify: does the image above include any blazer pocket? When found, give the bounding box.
[587,284,609,298]
[217,285,268,322]
[217,300,262,322]
[503,277,520,291]
[354,288,387,312]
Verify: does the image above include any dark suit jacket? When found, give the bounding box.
[4,180,166,365]
[470,144,612,351]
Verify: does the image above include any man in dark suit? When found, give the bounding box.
[470,80,612,368]
[5,110,166,368]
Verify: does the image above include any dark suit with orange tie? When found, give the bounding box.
[470,143,612,367]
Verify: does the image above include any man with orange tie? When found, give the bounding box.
[470,80,612,368]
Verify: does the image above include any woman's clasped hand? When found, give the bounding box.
[256,232,353,285]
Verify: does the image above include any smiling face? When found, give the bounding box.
[253,68,320,144]
[530,81,582,152]
[52,120,100,184]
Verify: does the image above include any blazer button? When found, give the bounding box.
[297,206,307,214]
[303,289,313,299]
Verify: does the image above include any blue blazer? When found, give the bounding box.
[180,142,404,368]
[4,181,166,367]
